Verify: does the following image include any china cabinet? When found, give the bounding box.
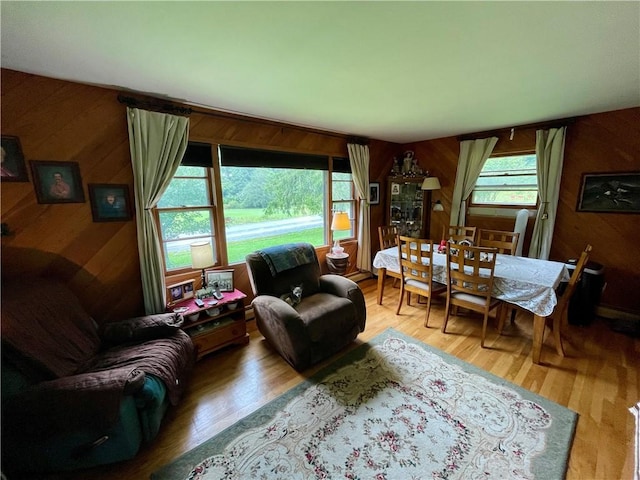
[386,175,429,238]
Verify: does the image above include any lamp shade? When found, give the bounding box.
[190,241,214,269]
[421,176,441,190]
[331,211,351,231]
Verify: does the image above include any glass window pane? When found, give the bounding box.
[221,166,327,264]
[473,154,538,207]
[157,178,209,208]
[472,190,538,206]
[159,209,215,271]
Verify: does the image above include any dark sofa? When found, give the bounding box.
[1,277,196,474]
[246,243,366,371]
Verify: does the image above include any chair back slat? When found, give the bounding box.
[446,225,477,243]
[446,243,498,299]
[555,244,592,315]
[477,229,519,255]
[398,236,437,285]
[379,225,399,250]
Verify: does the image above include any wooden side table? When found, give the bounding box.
[326,252,350,275]
[169,289,249,360]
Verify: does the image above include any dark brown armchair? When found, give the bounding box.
[246,243,366,371]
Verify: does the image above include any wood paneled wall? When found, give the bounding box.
[2,69,638,316]
[0,69,375,321]
[398,108,640,313]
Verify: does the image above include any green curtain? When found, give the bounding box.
[126,107,190,314]
[450,137,498,227]
[347,143,371,272]
[529,127,566,260]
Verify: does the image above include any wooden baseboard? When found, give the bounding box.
[596,305,640,322]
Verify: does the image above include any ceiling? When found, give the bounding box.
[1,2,639,143]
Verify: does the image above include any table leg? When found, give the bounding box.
[377,268,387,305]
[532,314,545,364]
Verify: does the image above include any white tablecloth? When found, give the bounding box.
[373,246,570,317]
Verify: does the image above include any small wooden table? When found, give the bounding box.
[326,252,350,275]
[170,289,249,360]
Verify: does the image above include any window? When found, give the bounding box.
[331,170,356,245]
[219,146,354,264]
[155,143,217,272]
[471,154,538,207]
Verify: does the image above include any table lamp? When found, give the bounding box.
[421,176,441,191]
[330,211,351,256]
[190,241,215,288]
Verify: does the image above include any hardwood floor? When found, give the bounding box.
[29,278,639,480]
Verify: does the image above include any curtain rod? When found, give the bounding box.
[118,94,192,116]
[457,116,577,141]
[118,93,358,141]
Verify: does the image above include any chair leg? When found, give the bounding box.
[424,295,432,328]
[396,286,405,315]
[481,312,489,348]
[552,316,565,357]
[442,297,451,333]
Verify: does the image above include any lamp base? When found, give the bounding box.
[331,240,345,256]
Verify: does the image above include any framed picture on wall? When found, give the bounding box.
[88,183,133,222]
[1,136,29,182]
[369,182,380,205]
[576,172,640,213]
[30,160,85,204]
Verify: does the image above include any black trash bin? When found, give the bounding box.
[566,260,605,326]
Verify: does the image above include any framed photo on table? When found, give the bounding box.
[206,269,234,292]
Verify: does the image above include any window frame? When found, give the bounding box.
[154,164,219,275]
[469,152,539,210]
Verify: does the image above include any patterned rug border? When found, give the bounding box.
[152,327,578,479]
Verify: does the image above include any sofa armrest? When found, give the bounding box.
[100,313,183,345]
[2,367,145,439]
[320,275,366,331]
[252,295,303,327]
[252,295,316,366]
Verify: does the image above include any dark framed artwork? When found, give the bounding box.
[1,135,29,182]
[88,183,133,222]
[206,269,234,292]
[369,182,380,205]
[30,160,85,204]
[577,172,640,213]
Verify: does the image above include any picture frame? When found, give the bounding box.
[88,183,133,222]
[391,183,400,195]
[1,135,29,182]
[576,171,640,213]
[206,269,234,292]
[369,182,380,205]
[166,279,195,306]
[30,160,85,204]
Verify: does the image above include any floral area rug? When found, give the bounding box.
[152,328,577,480]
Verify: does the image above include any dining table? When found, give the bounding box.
[373,246,571,364]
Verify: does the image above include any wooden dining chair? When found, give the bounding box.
[544,244,593,356]
[379,225,399,250]
[378,225,401,286]
[445,225,477,243]
[442,243,502,347]
[396,236,447,327]
[477,229,520,255]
